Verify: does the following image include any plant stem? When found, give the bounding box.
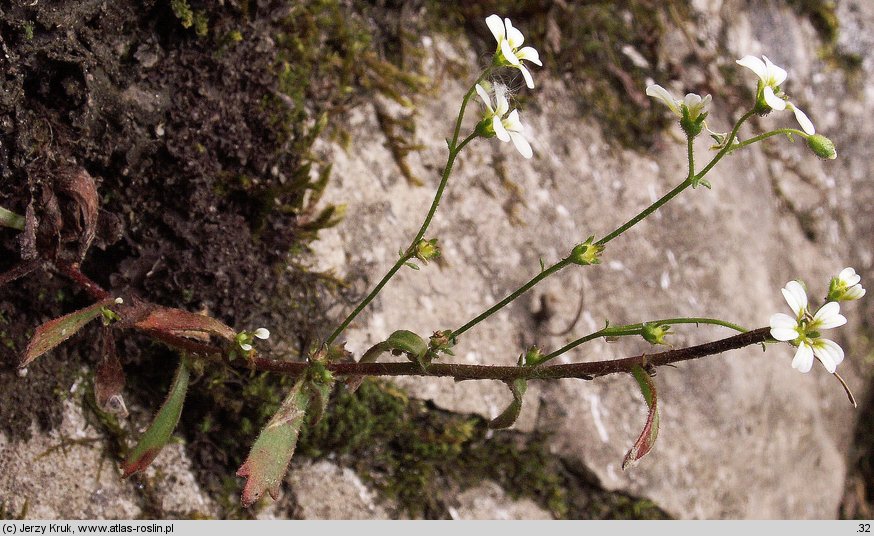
[0,206,25,231]
[325,132,478,345]
[597,109,755,246]
[451,257,572,340]
[542,316,748,363]
[727,128,807,153]
[451,109,757,340]
[252,327,772,381]
[693,109,756,179]
[687,134,695,181]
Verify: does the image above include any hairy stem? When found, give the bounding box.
[542,316,749,363]
[325,132,478,345]
[452,257,573,340]
[728,128,808,153]
[252,327,771,381]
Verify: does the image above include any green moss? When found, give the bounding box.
[787,0,863,72]
[170,0,194,29]
[787,0,839,42]
[293,380,670,519]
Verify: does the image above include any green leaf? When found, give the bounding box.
[237,378,309,507]
[488,379,527,429]
[121,359,190,477]
[385,330,428,357]
[305,375,335,427]
[622,365,660,470]
[346,330,428,391]
[21,298,116,367]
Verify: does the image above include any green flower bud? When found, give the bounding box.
[524,346,545,366]
[641,323,670,346]
[806,134,837,160]
[414,238,441,264]
[569,237,604,266]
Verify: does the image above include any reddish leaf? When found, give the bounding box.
[121,359,190,477]
[54,167,99,261]
[95,329,127,417]
[20,298,116,368]
[132,306,236,341]
[622,365,660,470]
[489,378,527,429]
[237,378,309,507]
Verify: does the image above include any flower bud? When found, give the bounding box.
[806,134,837,160]
[414,238,441,264]
[569,237,604,266]
[524,346,545,366]
[641,323,670,346]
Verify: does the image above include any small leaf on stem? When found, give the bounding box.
[95,328,127,417]
[120,358,190,477]
[21,298,116,367]
[346,330,428,391]
[237,377,309,507]
[489,378,527,429]
[622,364,660,470]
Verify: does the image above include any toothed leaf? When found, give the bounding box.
[236,378,309,507]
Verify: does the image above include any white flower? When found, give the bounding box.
[828,267,866,301]
[239,342,253,352]
[476,83,533,159]
[645,84,711,120]
[769,280,847,373]
[254,327,271,340]
[485,14,542,89]
[736,55,816,135]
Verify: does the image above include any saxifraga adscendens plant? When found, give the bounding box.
[0,14,862,508]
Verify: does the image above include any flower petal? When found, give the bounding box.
[516,46,542,66]
[790,104,815,135]
[505,18,524,48]
[781,280,808,318]
[486,15,505,43]
[645,84,681,116]
[845,285,866,300]
[769,313,800,341]
[503,109,523,132]
[494,84,509,116]
[518,64,534,89]
[763,56,788,86]
[737,55,768,81]
[475,84,493,113]
[501,39,520,65]
[839,267,861,286]
[254,328,270,340]
[763,86,786,111]
[812,338,844,372]
[509,131,533,159]
[811,301,847,330]
[791,342,814,373]
[493,116,510,142]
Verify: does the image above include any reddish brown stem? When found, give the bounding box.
[56,262,111,300]
[247,327,772,381]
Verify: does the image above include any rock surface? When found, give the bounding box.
[3,0,873,520]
